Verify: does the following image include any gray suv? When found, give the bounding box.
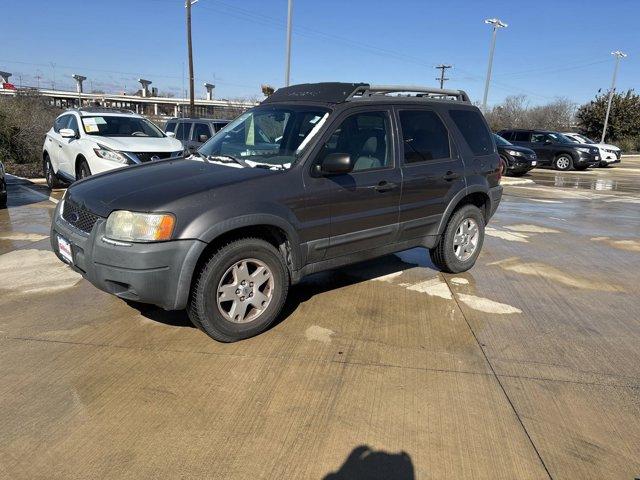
[51,83,502,343]
[164,118,229,153]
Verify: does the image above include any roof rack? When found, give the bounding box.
[350,85,470,103]
[263,82,470,105]
[66,107,136,115]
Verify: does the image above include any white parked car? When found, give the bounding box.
[563,133,621,167]
[42,108,183,188]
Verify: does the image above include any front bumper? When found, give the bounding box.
[51,203,207,310]
[575,152,600,166]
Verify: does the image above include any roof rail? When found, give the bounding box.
[352,85,470,103]
[66,106,137,115]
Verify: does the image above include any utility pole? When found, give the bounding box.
[186,0,198,117]
[435,64,451,89]
[285,0,293,86]
[482,18,507,112]
[601,50,627,143]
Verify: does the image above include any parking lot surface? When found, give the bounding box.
[1,159,639,479]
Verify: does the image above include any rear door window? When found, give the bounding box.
[449,109,494,156]
[399,110,450,163]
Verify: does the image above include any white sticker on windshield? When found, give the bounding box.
[309,115,322,124]
[93,117,107,124]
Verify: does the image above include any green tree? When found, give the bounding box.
[576,89,640,143]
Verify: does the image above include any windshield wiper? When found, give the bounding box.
[206,154,248,167]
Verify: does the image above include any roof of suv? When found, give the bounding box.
[262,82,471,105]
[64,107,142,118]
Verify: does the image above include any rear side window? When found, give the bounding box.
[192,123,211,141]
[514,131,531,142]
[175,122,190,141]
[165,121,177,133]
[54,115,70,133]
[449,109,493,156]
[399,110,450,163]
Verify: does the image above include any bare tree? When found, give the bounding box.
[485,95,575,132]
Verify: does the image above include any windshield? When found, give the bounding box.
[81,116,165,138]
[576,134,596,144]
[198,106,329,169]
[494,134,512,146]
[547,133,574,144]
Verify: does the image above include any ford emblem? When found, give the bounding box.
[68,212,80,223]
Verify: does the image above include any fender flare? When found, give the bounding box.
[436,185,490,236]
[198,213,303,271]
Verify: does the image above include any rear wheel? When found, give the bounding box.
[0,179,6,208]
[499,155,509,176]
[553,154,573,171]
[43,155,62,189]
[430,204,485,273]
[77,159,92,179]
[188,238,289,342]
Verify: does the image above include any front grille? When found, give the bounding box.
[62,199,102,234]
[131,151,174,163]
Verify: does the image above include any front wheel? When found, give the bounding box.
[553,154,573,171]
[77,159,92,180]
[44,156,62,189]
[188,238,289,342]
[430,204,485,273]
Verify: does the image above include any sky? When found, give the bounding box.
[1,0,638,107]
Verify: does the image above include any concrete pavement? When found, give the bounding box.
[1,160,639,479]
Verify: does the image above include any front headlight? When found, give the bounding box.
[576,147,591,153]
[105,210,175,242]
[94,145,129,164]
[506,150,523,157]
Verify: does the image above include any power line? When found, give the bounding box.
[435,64,452,89]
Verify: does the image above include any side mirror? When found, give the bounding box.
[198,134,209,143]
[60,128,77,139]
[165,131,176,138]
[320,153,353,175]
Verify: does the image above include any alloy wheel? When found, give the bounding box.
[453,218,480,261]
[216,258,274,323]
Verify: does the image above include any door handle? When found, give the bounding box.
[373,181,397,193]
[443,171,459,181]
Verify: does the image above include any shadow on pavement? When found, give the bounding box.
[126,300,195,328]
[323,445,415,480]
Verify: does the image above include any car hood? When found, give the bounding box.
[89,135,183,153]
[66,157,276,217]
[595,143,620,151]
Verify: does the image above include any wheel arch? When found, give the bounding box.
[75,154,88,176]
[436,187,491,236]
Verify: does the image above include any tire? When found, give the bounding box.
[430,204,485,274]
[499,155,509,176]
[553,154,573,171]
[0,181,6,209]
[188,238,289,342]
[43,155,62,189]
[77,159,92,179]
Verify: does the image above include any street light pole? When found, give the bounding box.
[481,18,507,112]
[186,0,198,117]
[285,0,293,86]
[600,50,627,143]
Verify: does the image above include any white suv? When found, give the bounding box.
[563,132,621,167]
[42,108,183,188]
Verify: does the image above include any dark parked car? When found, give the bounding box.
[497,129,600,171]
[494,134,537,177]
[164,118,229,153]
[0,160,6,208]
[51,82,502,342]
